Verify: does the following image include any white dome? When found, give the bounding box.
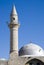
[19,43,44,56]
[0,58,7,61]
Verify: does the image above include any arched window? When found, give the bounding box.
[26,58,44,65]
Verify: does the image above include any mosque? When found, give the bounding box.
[0,5,44,65]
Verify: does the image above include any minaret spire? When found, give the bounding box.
[10,5,18,24]
[11,5,17,15]
[8,5,20,55]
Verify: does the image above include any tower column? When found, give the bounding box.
[10,24,19,53]
[8,5,19,55]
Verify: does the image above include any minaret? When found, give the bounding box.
[8,5,19,54]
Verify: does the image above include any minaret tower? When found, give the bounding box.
[8,5,19,55]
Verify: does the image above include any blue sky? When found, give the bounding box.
[0,0,44,59]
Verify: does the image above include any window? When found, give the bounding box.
[13,18,15,20]
[30,63,32,65]
[37,63,40,65]
[30,63,34,65]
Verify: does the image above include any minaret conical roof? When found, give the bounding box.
[11,5,17,15]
